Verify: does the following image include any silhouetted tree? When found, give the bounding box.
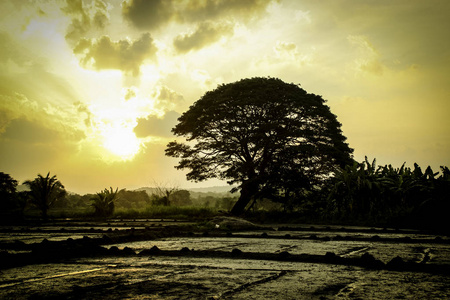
[328,158,384,219]
[116,189,151,209]
[170,189,192,206]
[0,172,17,195]
[215,197,236,211]
[328,158,450,228]
[150,181,179,206]
[166,77,353,214]
[413,166,450,229]
[0,172,20,215]
[23,172,66,220]
[91,187,118,217]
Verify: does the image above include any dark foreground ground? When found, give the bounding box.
[1,217,449,299]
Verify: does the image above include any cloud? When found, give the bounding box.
[180,0,276,24]
[152,85,184,109]
[174,21,234,53]
[74,101,93,127]
[253,41,311,70]
[0,119,84,184]
[0,32,84,111]
[123,87,137,101]
[347,35,385,76]
[0,64,82,109]
[0,93,87,144]
[1,117,60,144]
[274,41,310,63]
[62,0,109,43]
[73,33,158,76]
[134,110,180,138]
[61,0,84,15]
[122,0,276,52]
[122,0,175,31]
[122,0,275,30]
[0,31,28,66]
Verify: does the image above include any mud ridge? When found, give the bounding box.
[3,239,449,275]
[136,248,450,275]
[216,270,288,299]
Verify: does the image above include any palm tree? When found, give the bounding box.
[91,187,118,217]
[24,172,66,220]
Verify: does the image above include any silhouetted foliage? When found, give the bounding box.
[215,197,238,211]
[327,157,450,229]
[23,172,66,220]
[170,189,192,206]
[166,77,353,215]
[149,182,179,206]
[0,172,17,195]
[91,187,118,217]
[0,172,28,218]
[0,172,18,211]
[151,194,169,206]
[116,189,150,209]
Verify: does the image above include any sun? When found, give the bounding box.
[102,125,141,160]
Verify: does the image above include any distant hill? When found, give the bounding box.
[135,185,238,198]
[188,186,236,193]
[134,187,159,195]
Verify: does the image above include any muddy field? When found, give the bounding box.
[1,218,449,299]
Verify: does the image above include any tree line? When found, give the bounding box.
[0,172,236,220]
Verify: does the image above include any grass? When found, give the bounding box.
[114,206,218,220]
[20,205,219,221]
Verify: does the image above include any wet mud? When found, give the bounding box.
[1,219,449,299]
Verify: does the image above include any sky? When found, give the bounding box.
[1,0,449,194]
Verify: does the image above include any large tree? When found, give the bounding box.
[166,77,353,214]
[24,172,66,219]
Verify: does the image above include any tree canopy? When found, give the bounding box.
[166,77,353,214]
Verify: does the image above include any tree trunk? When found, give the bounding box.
[230,180,258,215]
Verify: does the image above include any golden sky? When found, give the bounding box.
[1,0,449,194]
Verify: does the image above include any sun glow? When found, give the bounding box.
[102,125,141,160]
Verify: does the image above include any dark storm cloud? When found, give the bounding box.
[134,110,180,138]
[73,33,158,76]
[173,21,234,53]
